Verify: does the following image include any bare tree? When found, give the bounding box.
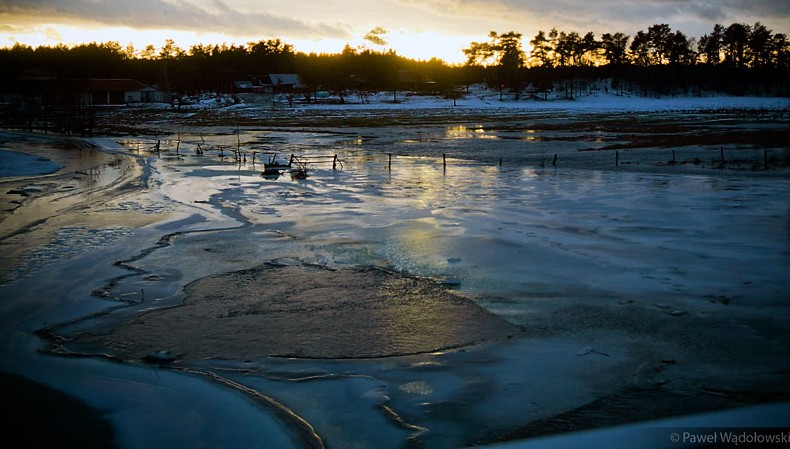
[667,30,694,65]
[769,33,790,68]
[462,40,495,67]
[529,30,553,68]
[601,32,630,65]
[698,24,724,65]
[630,31,651,66]
[723,23,751,68]
[748,22,774,68]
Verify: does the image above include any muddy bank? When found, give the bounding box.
[0,132,168,284]
[70,263,522,360]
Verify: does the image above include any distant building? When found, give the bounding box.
[268,74,308,92]
[233,74,309,96]
[2,77,169,106]
[234,80,256,92]
[128,85,170,104]
[86,79,146,105]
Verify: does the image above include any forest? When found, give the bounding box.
[1,21,789,101]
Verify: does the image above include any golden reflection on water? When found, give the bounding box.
[519,129,538,142]
[397,219,445,258]
[445,125,498,140]
[374,270,470,355]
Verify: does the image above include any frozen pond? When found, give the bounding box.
[1,113,789,448]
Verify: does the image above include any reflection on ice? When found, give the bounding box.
[89,129,789,447]
[445,124,499,140]
[127,130,789,314]
[8,226,134,283]
[3,124,788,449]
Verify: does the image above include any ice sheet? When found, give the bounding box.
[1,107,789,448]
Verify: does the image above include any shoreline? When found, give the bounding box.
[0,131,168,284]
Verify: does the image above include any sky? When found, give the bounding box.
[1,0,789,64]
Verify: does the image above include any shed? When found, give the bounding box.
[268,74,309,93]
[87,79,146,105]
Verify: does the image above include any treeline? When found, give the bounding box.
[464,22,789,97]
[1,21,788,100]
[0,39,458,98]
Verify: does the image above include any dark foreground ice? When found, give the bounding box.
[1,106,789,449]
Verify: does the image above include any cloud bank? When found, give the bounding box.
[0,0,351,39]
[1,0,787,52]
[401,0,790,36]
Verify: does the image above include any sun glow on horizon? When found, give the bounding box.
[0,23,473,64]
[292,30,472,64]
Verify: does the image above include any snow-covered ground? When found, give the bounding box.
[1,96,789,448]
[298,89,790,112]
[144,85,790,116]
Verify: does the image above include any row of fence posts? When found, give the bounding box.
[615,147,773,169]
[135,134,777,172]
[381,148,775,171]
[133,136,346,171]
[135,131,254,165]
[384,152,562,171]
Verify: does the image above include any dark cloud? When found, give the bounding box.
[493,0,789,23]
[0,0,351,39]
[407,0,789,36]
[3,0,787,44]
